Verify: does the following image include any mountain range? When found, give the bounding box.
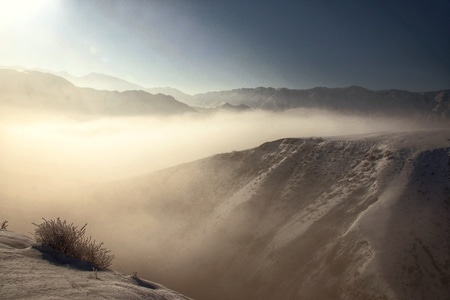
[59,69,450,120]
[192,86,450,119]
[1,68,449,121]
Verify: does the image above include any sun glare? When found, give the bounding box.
[0,0,56,28]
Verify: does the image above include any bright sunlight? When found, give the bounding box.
[0,0,56,28]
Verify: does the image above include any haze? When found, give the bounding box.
[0,107,416,185]
[2,103,447,299]
[1,1,449,298]
[1,106,418,235]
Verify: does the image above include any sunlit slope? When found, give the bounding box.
[87,129,450,300]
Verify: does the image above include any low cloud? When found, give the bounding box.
[0,107,418,183]
[0,106,419,296]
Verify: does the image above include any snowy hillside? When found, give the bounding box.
[0,230,192,299]
[79,129,450,300]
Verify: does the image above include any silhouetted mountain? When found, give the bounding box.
[145,87,194,105]
[193,86,450,119]
[0,69,195,115]
[194,102,252,113]
[85,129,450,300]
[218,102,251,111]
[58,72,145,92]
[57,71,196,105]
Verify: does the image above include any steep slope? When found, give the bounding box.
[0,230,192,299]
[83,129,450,300]
[193,86,450,119]
[0,69,195,115]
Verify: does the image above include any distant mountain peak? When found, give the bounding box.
[0,69,196,116]
[57,71,144,92]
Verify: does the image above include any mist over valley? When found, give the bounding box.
[1,69,449,299]
[1,2,449,298]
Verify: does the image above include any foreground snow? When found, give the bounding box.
[0,230,192,300]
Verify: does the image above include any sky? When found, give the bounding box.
[0,0,449,94]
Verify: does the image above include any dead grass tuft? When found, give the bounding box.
[1,220,7,230]
[33,218,114,269]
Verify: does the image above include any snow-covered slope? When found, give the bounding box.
[82,129,450,300]
[0,230,192,299]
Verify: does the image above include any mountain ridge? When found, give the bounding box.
[76,129,450,300]
[192,86,450,119]
[0,69,195,116]
[1,68,448,120]
[57,71,146,92]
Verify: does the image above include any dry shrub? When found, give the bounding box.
[33,218,114,269]
[1,220,7,230]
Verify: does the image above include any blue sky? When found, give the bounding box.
[0,0,449,94]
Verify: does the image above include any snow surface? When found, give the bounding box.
[0,230,192,300]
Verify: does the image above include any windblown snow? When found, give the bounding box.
[1,129,449,300]
[65,129,448,300]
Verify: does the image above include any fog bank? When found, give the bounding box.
[2,106,445,299]
[0,107,418,185]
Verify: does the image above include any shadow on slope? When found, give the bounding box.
[376,147,450,299]
[33,244,98,271]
